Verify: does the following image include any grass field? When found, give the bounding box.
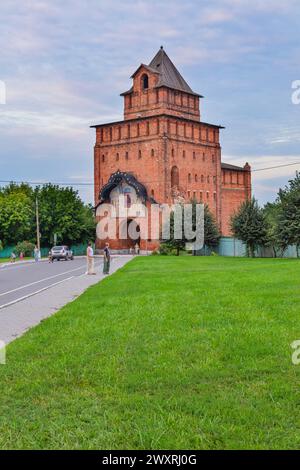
[0,256,299,449]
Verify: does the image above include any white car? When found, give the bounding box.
[50,245,74,261]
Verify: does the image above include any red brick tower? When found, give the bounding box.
[92,47,251,251]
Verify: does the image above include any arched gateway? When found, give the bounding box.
[95,171,155,252]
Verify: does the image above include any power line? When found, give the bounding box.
[252,162,300,172]
[0,180,94,187]
[0,161,299,187]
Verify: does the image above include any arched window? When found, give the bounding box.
[171,166,179,188]
[141,74,149,90]
[126,194,131,208]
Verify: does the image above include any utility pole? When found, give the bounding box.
[36,197,40,252]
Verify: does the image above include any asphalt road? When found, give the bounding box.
[0,258,103,309]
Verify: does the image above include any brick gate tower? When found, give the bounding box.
[92,47,251,252]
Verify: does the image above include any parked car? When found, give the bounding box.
[50,245,74,261]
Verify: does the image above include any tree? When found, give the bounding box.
[161,200,220,255]
[161,206,185,256]
[34,184,96,246]
[230,197,268,257]
[0,183,96,247]
[204,204,220,248]
[263,202,282,257]
[0,190,34,245]
[275,172,300,257]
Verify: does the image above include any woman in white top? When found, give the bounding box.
[86,242,96,275]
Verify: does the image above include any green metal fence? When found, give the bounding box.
[0,243,90,259]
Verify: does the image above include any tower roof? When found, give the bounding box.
[122,46,202,97]
[148,46,199,96]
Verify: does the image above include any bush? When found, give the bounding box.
[159,243,177,256]
[15,241,35,257]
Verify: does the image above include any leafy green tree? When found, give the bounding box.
[231,197,268,257]
[15,241,35,257]
[0,183,96,247]
[204,204,220,248]
[0,190,34,245]
[263,202,282,257]
[162,201,220,255]
[275,172,300,257]
[162,207,185,256]
[34,184,96,246]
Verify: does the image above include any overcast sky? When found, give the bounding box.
[1,0,300,204]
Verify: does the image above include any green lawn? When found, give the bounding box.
[0,256,300,449]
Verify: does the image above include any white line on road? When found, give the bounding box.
[0,276,75,310]
[0,262,89,298]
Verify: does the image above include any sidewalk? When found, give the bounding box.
[0,256,133,344]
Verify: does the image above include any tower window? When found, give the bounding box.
[141,74,149,90]
[193,152,196,160]
[102,154,105,162]
[188,173,191,183]
[125,152,129,160]
[183,150,186,159]
[172,148,175,157]
[203,153,205,162]
[138,150,142,159]
[151,149,154,157]
[171,166,179,187]
[116,153,119,161]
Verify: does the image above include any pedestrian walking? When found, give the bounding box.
[103,243,111,275]
[86,242,96,275]
[19,251,24,261]
[48,250,53,263]
[34,246,39,262]
[10,251,16,263]
[134,243,140,255]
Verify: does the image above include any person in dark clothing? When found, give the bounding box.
[103,243,111,275]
